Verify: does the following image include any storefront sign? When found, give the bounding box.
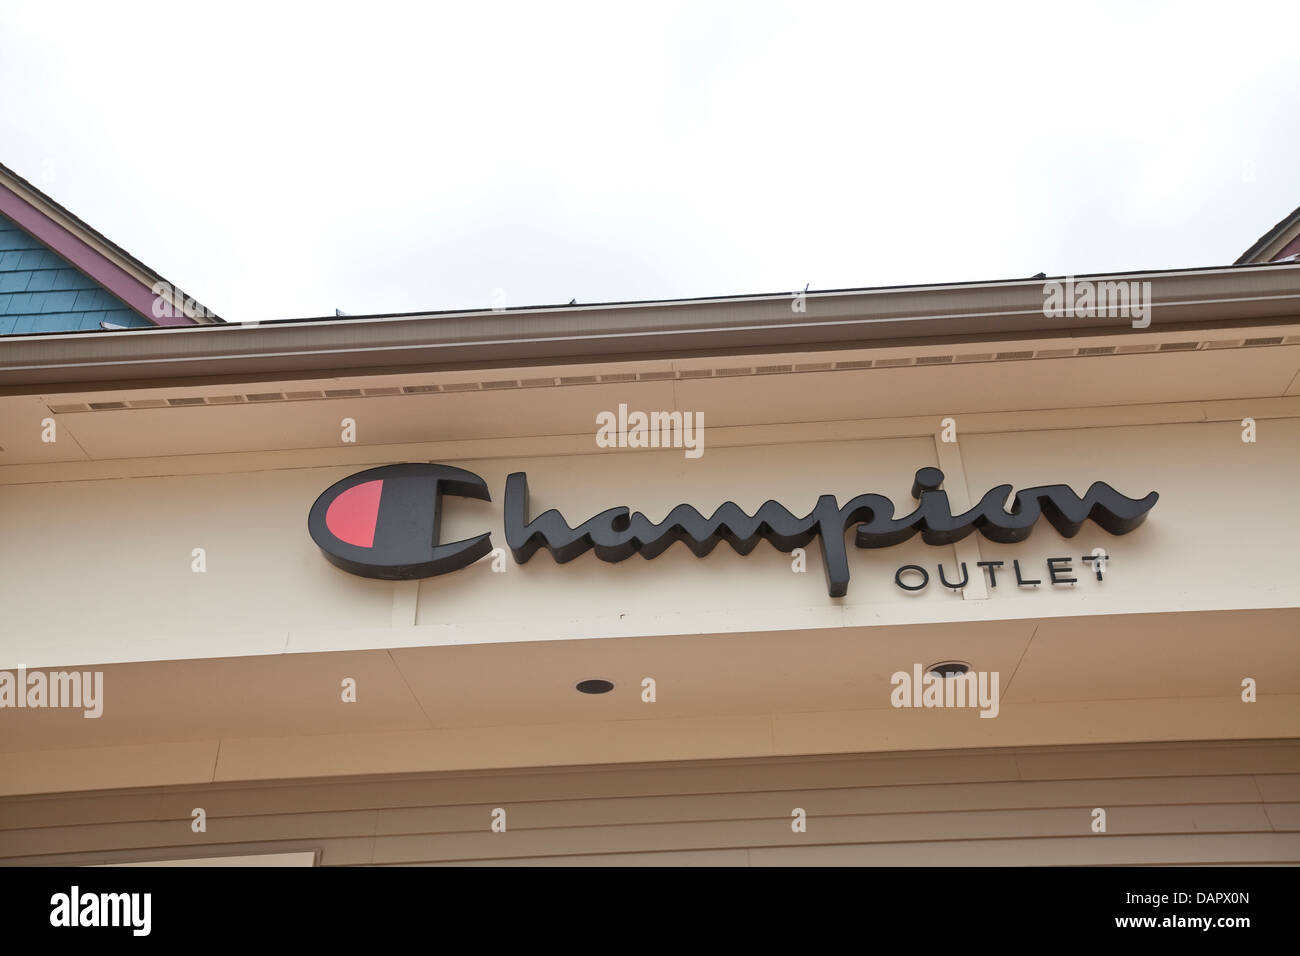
[309,464,1158,596]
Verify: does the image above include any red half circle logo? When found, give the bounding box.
[325,479,382,548]
[308,463,493,580]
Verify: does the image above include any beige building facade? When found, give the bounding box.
[1,261,1298,865]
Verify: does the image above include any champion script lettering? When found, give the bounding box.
[310,464,1158,597]
[504,466,1157,596]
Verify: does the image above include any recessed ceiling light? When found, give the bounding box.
[926,661,970,679]
[575,679,614,695]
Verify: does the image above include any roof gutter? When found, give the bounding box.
[1,264,1298,394]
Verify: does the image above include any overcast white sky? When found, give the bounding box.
[1,1,1296,323]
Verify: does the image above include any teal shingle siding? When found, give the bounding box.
[0,212,152,334]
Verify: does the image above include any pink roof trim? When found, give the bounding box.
[0,181,197,327]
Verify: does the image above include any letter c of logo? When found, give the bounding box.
[308,463,492,579]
